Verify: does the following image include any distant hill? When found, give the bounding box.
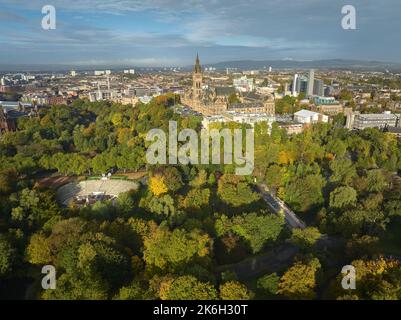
[202,59,401,72]
[1,59,401,73]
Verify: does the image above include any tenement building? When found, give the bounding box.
[182,55,275,116]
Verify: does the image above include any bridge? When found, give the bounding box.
[257,184,307,229]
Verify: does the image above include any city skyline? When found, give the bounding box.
[1,0,401,67]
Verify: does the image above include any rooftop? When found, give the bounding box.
[357,113,398,120]
[294,109,321,117]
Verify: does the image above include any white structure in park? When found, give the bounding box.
[57,179,139,206]
[294,109,329,124]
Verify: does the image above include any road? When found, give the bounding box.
[216,236,345,281]
[257,184,307,230]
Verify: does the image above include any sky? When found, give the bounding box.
[0,0,400,67]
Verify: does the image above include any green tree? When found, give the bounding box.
[329,186,358,209]
[257,273,280,298]
[143,228,212,270]
[216,212,284,254]
[217,175,259,207]
[0,236,16,276]
[219,281,252,300]
[290,227,322,251]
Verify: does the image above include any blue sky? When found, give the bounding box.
[0,0,400,67]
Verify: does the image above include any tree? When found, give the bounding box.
[284,174,326,213]
[116,191,135,217]
[27,233,52,265]
[331,258,401,300]
[217,175,259,207]
[113,282,144,300]
[149,175,168,196]
[290,227,322,251]
[182,188,210,212]
[162,167,183,192]
[42,272,108,300]
[366,169,388,193]
[329,158,357,186]
[215,212,285,254]
[164,276,218,300]
[219,281,251,300]
[278,258,321,300]
[228,93,240,105]
[329,186,358,209]
[143,228,212,270]
[0,236,16,276]
[257,273,280,298]
[190,170,208,188]
[0,168,17,195]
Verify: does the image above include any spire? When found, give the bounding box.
[194,53,201,73]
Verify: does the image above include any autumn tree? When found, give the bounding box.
[149,175,168,196]
[219,281,252,300]
[278,258,321,300]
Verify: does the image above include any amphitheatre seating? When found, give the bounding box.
[57,179,139,206]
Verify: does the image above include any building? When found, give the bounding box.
[202,112,274,130]
[124,69,135,74]
[48,96,67,105]
[347,112,399,130]
[233,76,255,93]
[0,101,37,134]
[307,69,315,97]
[386,126,401,138]
[292,74,299,96]
[182,54,275,116]
[277,122,305,135]
[294,76,308,95]
[312,96,344,115]
[313,79,324,96]
[294,109,329,124]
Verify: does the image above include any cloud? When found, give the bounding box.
[0,0,401,64]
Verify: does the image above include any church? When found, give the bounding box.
[182,54,275,116]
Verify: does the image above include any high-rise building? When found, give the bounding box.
[292,74,299,96]
[313,79,324,96]
[296,76,308,94]
[307,69,315,96]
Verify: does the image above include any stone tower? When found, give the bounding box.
[192,53,203,100]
